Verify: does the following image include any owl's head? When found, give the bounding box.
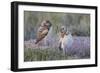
[60,26,70,38]
[40,20,52,30]
[45,20,52,28]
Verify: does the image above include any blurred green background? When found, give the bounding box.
[24,11,90,41]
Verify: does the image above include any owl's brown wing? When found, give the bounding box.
[35,29,48,44]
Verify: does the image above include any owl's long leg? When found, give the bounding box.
[59,42,63,51]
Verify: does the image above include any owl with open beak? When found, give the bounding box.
[35,20,52,44]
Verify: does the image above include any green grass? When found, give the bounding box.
[24,48,72,62]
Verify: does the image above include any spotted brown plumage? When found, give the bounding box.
[35,20,52,44]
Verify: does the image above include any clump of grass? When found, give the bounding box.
[24,48,69,62]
